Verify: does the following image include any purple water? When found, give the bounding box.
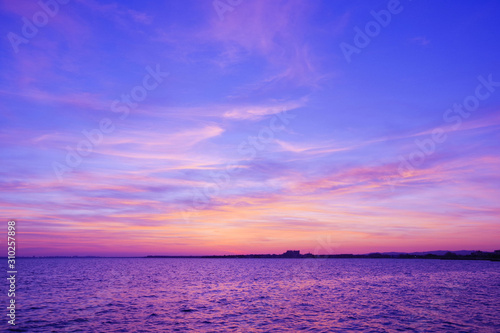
[11,258,500,332]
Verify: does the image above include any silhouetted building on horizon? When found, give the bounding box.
[282,250,300,258]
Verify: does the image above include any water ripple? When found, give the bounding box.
[14,258,500,332]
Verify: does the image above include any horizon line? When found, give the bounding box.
[9,248,500,259]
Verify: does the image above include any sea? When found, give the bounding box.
[7,258,500,332]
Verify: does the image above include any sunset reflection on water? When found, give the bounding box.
[17,258,500,332]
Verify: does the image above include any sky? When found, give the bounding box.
[1,0,499,256]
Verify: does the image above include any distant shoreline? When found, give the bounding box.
[10,249,500,261]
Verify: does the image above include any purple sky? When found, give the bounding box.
[1,0,500,256]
